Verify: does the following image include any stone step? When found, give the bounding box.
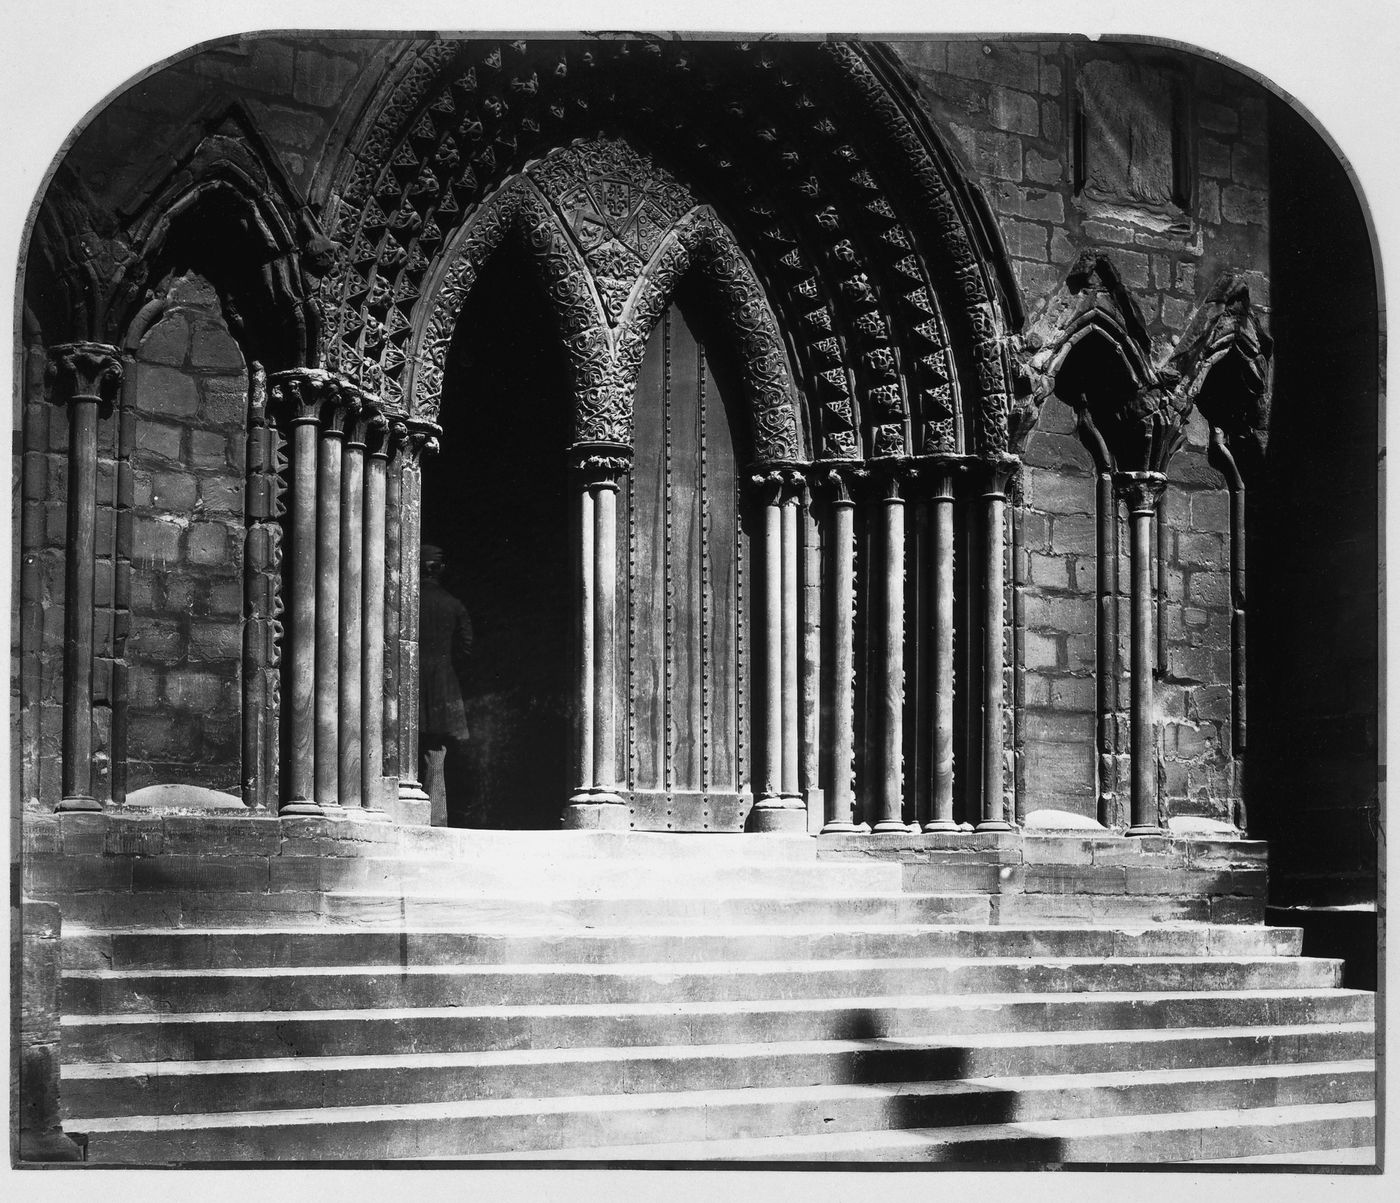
[1188,1145,1377,1164]
[321,889,1247,928]
[62,1023,1376,1119]
[325,890,1002,927]
[61,921,1306,971]
[448,1101,1377,1164]
[70,1071,1376,1164]
[61,955,1344,1015]
[59,988,1375,1063]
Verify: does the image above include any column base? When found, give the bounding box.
[976,819,1015,832]
[870,818,911,834]
[561,794,630,830]
[278,800,324,817]
[56,795,101,813]
[1125,823,1163,837]
[339,804,371,822]
[923,818,961,833]
[359,805,392,823]
[820,820,861,834]
[391,780,431,826]
[748,799,807,833]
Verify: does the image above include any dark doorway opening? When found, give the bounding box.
[423,250,573,829]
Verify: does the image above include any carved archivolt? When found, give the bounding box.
[411,138,801,461]
[313,40,1018,462]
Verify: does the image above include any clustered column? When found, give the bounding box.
[563,448,632,830]
[45,343,123,812]
[749,468,808,833]
[267,369,397,818]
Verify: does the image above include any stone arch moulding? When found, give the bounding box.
[309,39,1023,462]
[406,148,804,464]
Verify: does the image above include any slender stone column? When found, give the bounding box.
[315,388,354,812]
[337,398,371,814]
[760,479,783,804]
[46,343,122,812]
[977,454,1018,832]
[267,371,331,815]
[593,474,622,807]
[562,448,630,829]
[871,467,907,833]
[396,420,439,814]
[749,469,807,833]
[361,409,390,817]
[382,420,405,794]
[1117,470,1167,836]
[925,457,960,832]
[780,487,802,798]
[820,468,858,833]
[570,483,597,803]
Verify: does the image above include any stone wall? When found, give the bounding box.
[125,274,248,793]
[891,39,1273,826]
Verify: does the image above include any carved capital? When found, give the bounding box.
[811,462,867,507]
[267,368,358,429]
[905,452,973,501]
[570,441,632,486]
[45,342,123,414]
[749,464,807,506]
[976,451,1021,499]
[402,416,442,464]
[344,390,384,449]
[1115,470,1167,514]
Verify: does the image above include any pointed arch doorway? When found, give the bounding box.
[424,263,755,831]
[422,250,573,829]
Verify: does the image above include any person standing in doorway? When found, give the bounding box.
[418,542,473,826]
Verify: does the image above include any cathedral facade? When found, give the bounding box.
[13,35,1380,1165]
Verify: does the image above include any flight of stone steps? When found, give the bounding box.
[53,836,1376,1165]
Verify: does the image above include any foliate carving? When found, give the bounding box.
[45,342,123,411]
[1115,470,1167,514]
[266,368,359,429]
[321,40,1018,470]
[1171,272,1273,449]
[817,42,1008,452]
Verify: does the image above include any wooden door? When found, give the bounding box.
[621,299,752,830]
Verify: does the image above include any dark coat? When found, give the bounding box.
[419,576,473,740]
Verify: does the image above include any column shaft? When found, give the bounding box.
[871,476,906,833]
[338,435,366,811]
[60,395,100,808]
[926,466,957,831]
[978,457,1016,832]
[316,422,345,810]
[572,485,596,798]
[362,436,388,814]
[562,451,629,831]
[780,494,800,796]
[286,417,320,810]
[1120,471,1166,836]
[760,491,783,800]
[48,344,122,812]
[592,480,621,803]
[382,431,403,786]
[823,484,857,832]
[397,439,430,808]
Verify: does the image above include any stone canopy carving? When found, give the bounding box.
[410,142,802,462]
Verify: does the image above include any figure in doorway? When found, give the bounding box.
[418,542,473,826]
